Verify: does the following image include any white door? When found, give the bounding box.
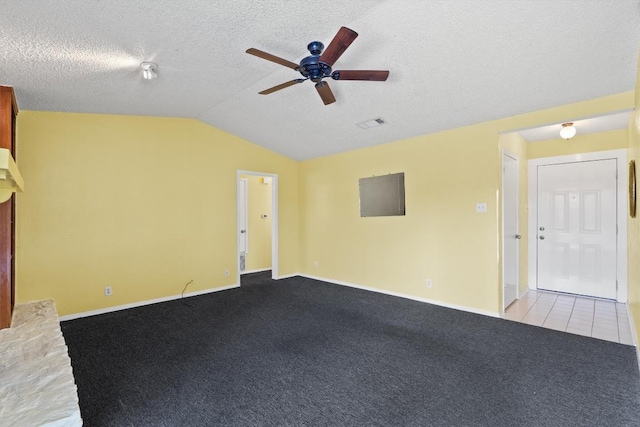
[536,160,617,299]
[238,178,248,254]
[503,153,519,309]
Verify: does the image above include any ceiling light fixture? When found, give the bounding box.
[140,62,158,80]
[559,122,576,140]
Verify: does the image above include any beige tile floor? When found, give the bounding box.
[505,289,634,345]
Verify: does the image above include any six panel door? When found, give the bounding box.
[536,160,617,299]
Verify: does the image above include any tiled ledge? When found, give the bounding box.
[0,300,82,426]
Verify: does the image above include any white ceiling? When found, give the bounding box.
[1,1,639,160]
[518,110,633,142]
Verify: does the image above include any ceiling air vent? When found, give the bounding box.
[357,117,386,129]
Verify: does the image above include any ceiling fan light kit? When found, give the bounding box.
[246,27,389,105]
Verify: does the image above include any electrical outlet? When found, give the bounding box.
[426,279,432,288]
[224,269,229,277]
[313,261,318,268]
[104,286,112,296]
[476,202,487,213]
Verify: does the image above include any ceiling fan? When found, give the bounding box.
[246,27,389,106]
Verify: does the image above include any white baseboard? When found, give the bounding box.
[518,286,529,299]
[58,284,240,322]
[624,304,640,369]
[275,273,299,280]
[241,268,271,275]
[298,274,500,319]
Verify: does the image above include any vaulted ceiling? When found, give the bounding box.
[1,1,639,160]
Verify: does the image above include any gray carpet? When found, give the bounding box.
[61,276,640,426]
[240,270,273,286]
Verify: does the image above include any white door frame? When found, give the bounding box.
[238,177,248,257]
[237,170,279,284]
[527,149,628,302]
[502,150,520,313]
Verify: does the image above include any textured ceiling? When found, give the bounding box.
[1,0,639,160]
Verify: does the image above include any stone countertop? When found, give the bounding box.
[0,300,82,427]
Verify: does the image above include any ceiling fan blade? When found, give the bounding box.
[332,70,389,81]
[246,48,299,70]
[315,81,336,105]
[320,27,358,66]
[259,79,305,95]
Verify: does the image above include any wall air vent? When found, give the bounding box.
[357,117,386,129]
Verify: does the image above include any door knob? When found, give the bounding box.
[539,236,545,240]
[515,234,521,239]
[539,226,545,231]
[240,230,246,234]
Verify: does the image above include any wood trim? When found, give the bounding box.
[0,86,17,329]
[0,86,18,115]
[0,87,14,151]
[0,200,11,328]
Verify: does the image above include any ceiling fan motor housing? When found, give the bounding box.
[300,41,332,82]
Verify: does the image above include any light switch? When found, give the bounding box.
[476,202,487,213]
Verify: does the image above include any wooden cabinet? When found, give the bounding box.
[0,86,18,329]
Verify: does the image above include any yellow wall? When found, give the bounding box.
[628,50,640,345]
[299,92,634,315]
[528,129,628,159]
[13,91,636,319]
[15,112,298,316]
[241,175,272,272]
[499,132,528,298]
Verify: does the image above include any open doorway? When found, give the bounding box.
[237,170,278,286]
